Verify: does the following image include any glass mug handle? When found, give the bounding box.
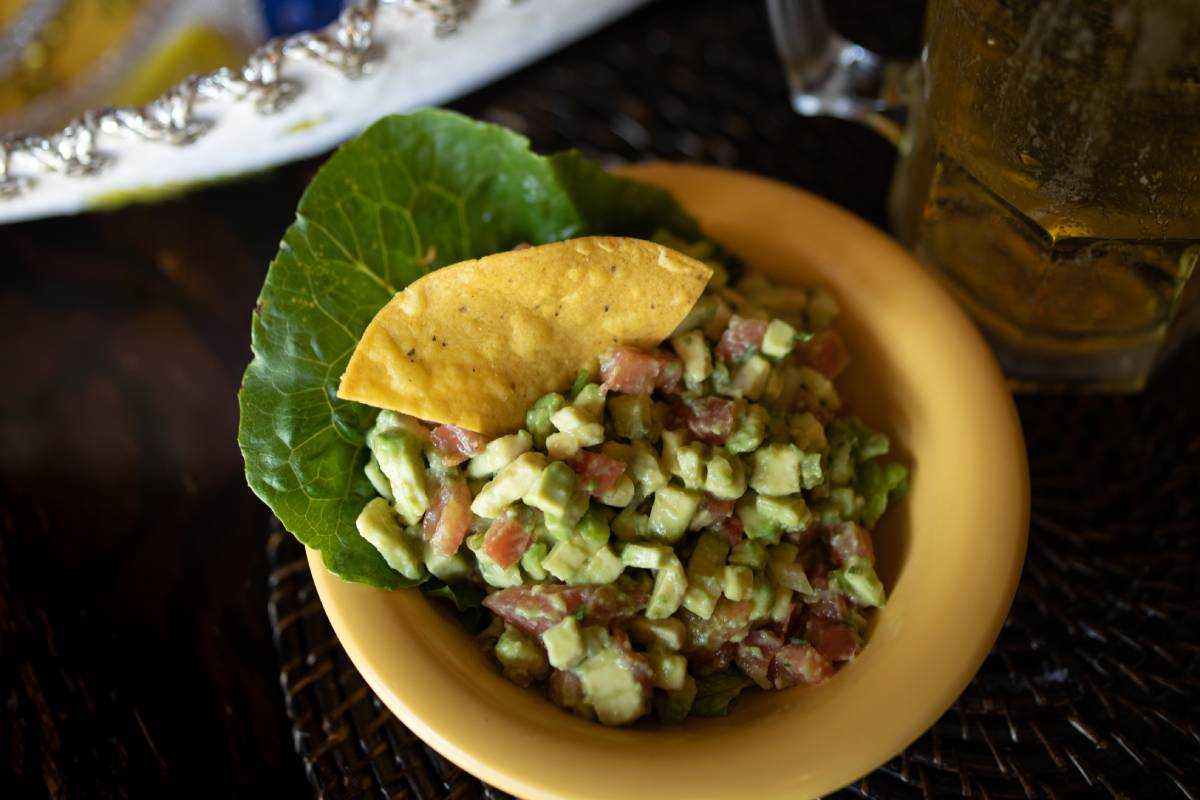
[766,0,911,145]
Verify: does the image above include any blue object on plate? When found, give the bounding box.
[261,0,345,36]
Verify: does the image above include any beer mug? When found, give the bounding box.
[769,0,1200,391]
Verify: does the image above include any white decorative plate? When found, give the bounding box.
[0,0,648,224]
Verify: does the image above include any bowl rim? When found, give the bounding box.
[306,162,1030,800]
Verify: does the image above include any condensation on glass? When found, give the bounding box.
[770,0,1200,392]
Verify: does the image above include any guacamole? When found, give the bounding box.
[354,259,908,725]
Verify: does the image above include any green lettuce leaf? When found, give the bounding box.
[691,670,754,717]
[238,109,704,588]
[423,581,488,633]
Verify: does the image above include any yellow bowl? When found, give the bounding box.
[307,163,1029,800]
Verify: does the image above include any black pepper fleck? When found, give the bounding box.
[603,304,609,312]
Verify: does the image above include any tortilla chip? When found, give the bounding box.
[337,236,712,435]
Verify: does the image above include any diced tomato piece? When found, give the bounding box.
[735,629,783,689]
[681,599,753,652]
[771,643,834,688]
[715,316,768,362]
[429,424,488,466]
[599,346,662,395]
[719,514,745,546]
[483,584,644,636]
[826,522,875,567]
[482,517,532,569]
[580,584,648,625]
[569,450,627,496]
[422,479,472,556]
[809,591,850,622]
[688,642,736,676]
[611,627,654,688]
[807,618,861,662]
[803,330,850,378]
[704,496,736,520]
[548,669,585,709]
[681,396,737,444]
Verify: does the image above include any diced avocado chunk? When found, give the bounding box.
[750,443,804,496]
[749,573,774,621]
[573,383,606,420]
[682,585,718,619]
[799,451,823,490]
[551,404,594,434]
[791,412,828,452]
[827,486,861,521]
[736,494,782,544]
[807,287,839,330]
[647,650,688,691]
[611,506,651,542]
[655,674,698,724]
[687,532,731,597]
[768,543,813,595]
[621,543,674,569]
[797,365,840,411]
[519,540,549,581]
[770,585,793,623]
[571,545,624,585]
[828,438,855,485]
[672,443,708,490]
[733,354,772,400]
[522,460,578,518]
[629,617,687,651]
[422,542,472,582]
[542,537,590,582]
[355,498,425,581]
[726,404,768,454]
[576,507,611,552]
[729,539,768,569]
[705,448,747,500]
[574,628,649,725]
[671,329,712,388]
[542,616,585,670]
[471,452,547,518]
[628,441,668,495]
[364,456,393,502]
[857,460,908,526]
[545,432,579,461]
[836,561,887,608]
[646,556,688,619]
[467,430,532,478]
[601,441,633,463]
[648,486,701,542]
[371,431,429,525]
[570,368,592,398]
[494,626,549,687]
[544,489,590,540]
[609,394,654,440]
[659,429,687,477]
[367,410,427,450]
[526,392,566,448]
[756,494,811,532]
[598,475,636,508]
[722,564,754,601]
[760,318,798,360]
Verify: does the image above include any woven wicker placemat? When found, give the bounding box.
[265,2,1200,797]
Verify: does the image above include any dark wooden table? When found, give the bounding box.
[4,1,1197,798]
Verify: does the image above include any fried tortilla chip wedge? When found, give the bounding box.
[337,236,712,435]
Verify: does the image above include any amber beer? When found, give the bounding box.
[888,0,1200,390]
